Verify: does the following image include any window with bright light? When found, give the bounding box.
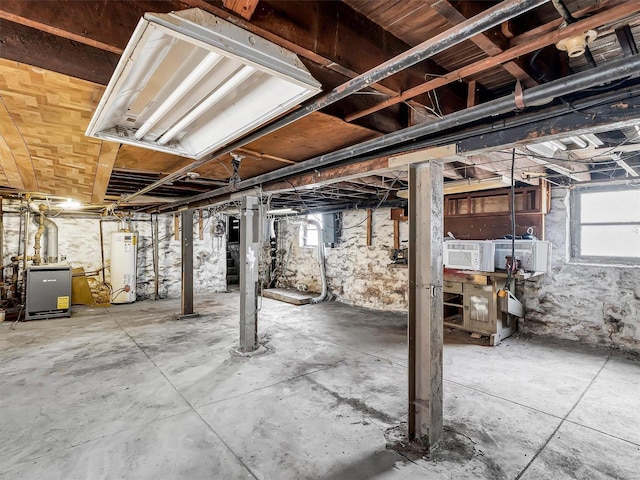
[299,214,322,247]
[571,186,640,264]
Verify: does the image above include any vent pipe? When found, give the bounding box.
[29,203,58,264]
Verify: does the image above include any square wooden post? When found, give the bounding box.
[408,160,444,447]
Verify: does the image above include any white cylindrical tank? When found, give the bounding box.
[110,231,137,304]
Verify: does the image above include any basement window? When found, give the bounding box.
[299,215,322,248]
[570,185,640,264]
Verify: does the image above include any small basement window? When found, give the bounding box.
[299,214,322,247]
[571,185,640,264]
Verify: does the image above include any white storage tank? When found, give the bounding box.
[110,231,137,304]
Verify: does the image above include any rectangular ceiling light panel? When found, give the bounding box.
[443,176,512,195]
[86,8,321,159]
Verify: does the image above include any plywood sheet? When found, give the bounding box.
[243,111,380,162]
[0,94,37,190]
[116,111,380,186]
[0,59,108,201]
[114,145,194,174]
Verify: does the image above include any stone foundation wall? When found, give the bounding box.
[276,209,410,311]
[1,204,227,303]
[521,188,640,352]
[278,195,640,352]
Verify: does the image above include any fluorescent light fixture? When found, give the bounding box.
[86,8,321,159]
[528,140,571,157]
[526,155,581,180]
[526,143,556,158]
[567,136,588,148]
[616,159,639,177]
[443,176,512,194]
[581,133,603,148]
[396,175,512,198]
[267,208,298,215]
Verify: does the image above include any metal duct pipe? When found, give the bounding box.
[32,208,45,265]
[161,53,640,211]
[119,0,548,205]
[29,203,58,263]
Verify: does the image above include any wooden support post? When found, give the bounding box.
[239,196,260,351]
[174,214,180,241]
[408,160,444,448]
[393,220,400,250]
[198,209,204,240]
[467,80,478,108]
[181,209,195,317]
[366,208,373,246]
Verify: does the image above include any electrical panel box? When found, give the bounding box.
[322,213,340,245]
[25,265,72,320]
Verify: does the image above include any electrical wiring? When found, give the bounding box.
[405,99,443,120]
[504,148,516,292]
[428,89,443,118]
[338,171,403,231]
[434,133,640,180]
[10,305,24,331]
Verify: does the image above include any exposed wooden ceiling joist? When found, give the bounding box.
[179,0,457,114]
[345,1,640,122]
[221,0,259,20]
[430,0,538,87]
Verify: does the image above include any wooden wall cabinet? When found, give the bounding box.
[444,183,550,240]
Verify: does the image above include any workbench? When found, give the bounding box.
[443,269,529,346]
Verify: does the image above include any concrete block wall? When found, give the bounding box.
[1,203,228,302]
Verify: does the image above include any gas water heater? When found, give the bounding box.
[110,231,137,304]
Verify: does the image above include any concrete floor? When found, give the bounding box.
[1,292,639,480]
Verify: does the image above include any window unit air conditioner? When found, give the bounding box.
[493,240,552,272]
[443,240,495,272]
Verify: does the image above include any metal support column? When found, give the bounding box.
[180,209,195,317]
[239,196,260,351]
[408,160,444,448]
[153,213,160,300]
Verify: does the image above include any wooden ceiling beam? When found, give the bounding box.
[510,0,628,46]
[263,145,456,194]
[234,147,296,165]
[344,2,639,123]
[181,0,464,114]
[430,0,537,87]
[0,20,119,85]
[0,0,445,129]
[91,141,119,203]
[0,0,183,50]
[0,10,123,54]
[222,0,259,20]
[0,97,38,191]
